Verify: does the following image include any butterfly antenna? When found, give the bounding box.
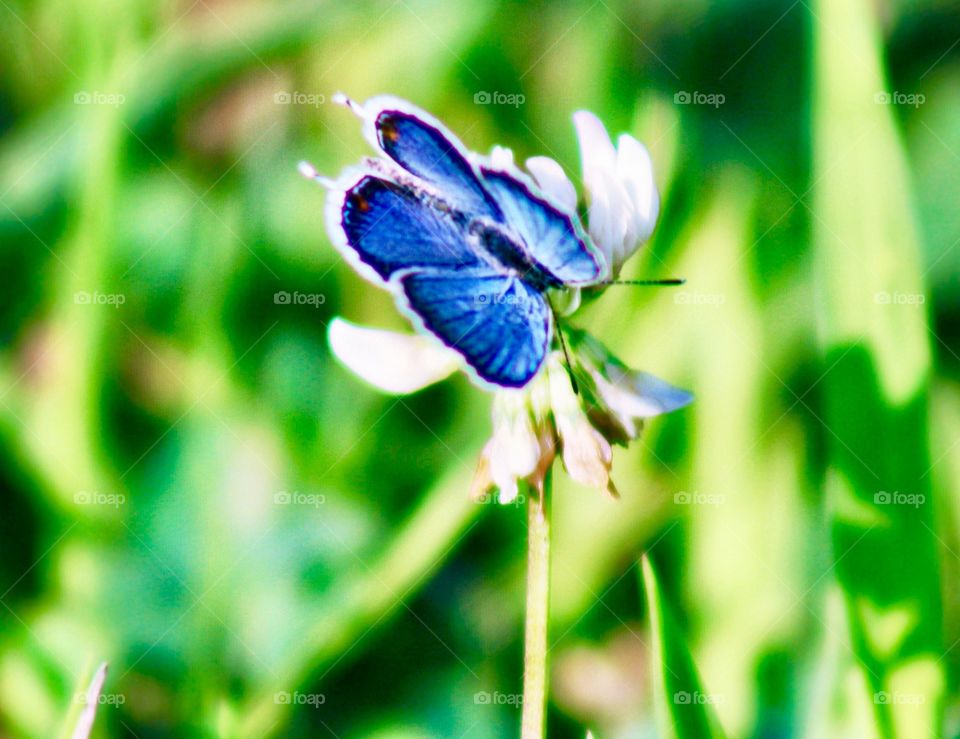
[547,297,579,395]
[332,93,368,119]
[598,278,686,286]
[298,161,335,188]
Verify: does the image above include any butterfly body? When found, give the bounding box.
[319,96,605,389]
[466,218,565,292]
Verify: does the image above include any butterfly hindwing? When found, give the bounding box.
[399,269,550,388]
[480,167,603,285]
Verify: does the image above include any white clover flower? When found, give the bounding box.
[525,112,661,279]
[575,331,693,443]
[465,113,660,281]
[573,111,660,277]
[545,354,617,495]
[317,107,687,501]
[327,320,691,500]
[476,389,550,504]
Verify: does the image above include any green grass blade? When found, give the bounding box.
[60,662,108,739]
[641,556,725,739]
[812,0,944,735]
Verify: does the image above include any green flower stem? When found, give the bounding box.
[521,469,552,739]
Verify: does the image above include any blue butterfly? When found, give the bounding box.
[306,95,604,389]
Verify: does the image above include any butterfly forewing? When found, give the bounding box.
[373,108,501,220]
[340,175,482,280]
[479,168,602,285]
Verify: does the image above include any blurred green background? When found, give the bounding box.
[1,0,958,736]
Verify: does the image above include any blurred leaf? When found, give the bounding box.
[813,0,944,736]
[233,460,481,738]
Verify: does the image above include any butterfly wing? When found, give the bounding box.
[359,96,502,220]
[399,269,550,388]
[351,97,603,287]
[480,167,604,285]
[329,97,599,387]
[331,173,484,283]
[330,172,549,388]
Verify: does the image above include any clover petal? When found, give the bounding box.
[489,144,515,169]
[592,368,693,440]
[328,317,459,395]
[574,111,629,275]
[616,133,660,252]
[573,111,661,277]
[525,156,578,212]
